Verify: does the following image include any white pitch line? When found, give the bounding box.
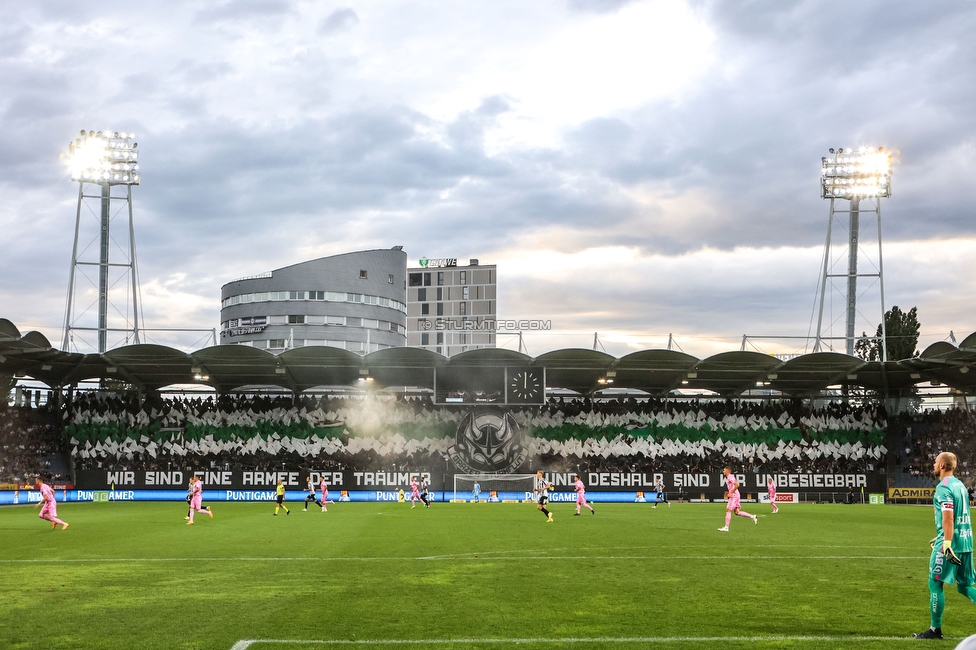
[229,635,943,649]
[0,555,928,564]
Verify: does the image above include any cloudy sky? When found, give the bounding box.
[1,0,974,359]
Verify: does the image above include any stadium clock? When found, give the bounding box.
[506,368,544,404]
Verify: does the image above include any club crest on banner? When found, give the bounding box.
[448,410,527,473]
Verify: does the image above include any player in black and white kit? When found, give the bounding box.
[303,475,323,511]
[184,476,193,520]
[653,477,669,509]
[419,477,431,508]
[534,469,554,523]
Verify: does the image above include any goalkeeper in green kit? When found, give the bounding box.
[913,451,976,639]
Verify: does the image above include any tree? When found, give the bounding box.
[854,306,921,361]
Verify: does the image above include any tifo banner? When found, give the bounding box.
[888,487,936,499]
[67,405,888,468]
[73,468,883,494]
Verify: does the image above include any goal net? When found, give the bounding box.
[453,474,536,502]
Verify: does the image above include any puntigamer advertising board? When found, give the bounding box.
[72,468,882,495]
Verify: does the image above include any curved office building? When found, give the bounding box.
[219,248,407,354]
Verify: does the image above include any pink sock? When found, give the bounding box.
[725,512,732,527]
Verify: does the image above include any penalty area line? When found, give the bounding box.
[230,635,940,649]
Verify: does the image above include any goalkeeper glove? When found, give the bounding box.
[942,539,963,566]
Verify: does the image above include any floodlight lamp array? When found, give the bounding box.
[67,130,140,185]
[821,146,890,199]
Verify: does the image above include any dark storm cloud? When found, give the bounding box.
[204,0,294,22]
[318,8,359,35]
[2,0,975,347]
[565,0,640,14]
[547,0,976,254]
[0,23,31,58]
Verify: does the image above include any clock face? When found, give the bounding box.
[507,368,543,403]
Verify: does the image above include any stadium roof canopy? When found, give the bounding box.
[2,318,974,398]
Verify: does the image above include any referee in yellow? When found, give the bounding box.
[274,478,290,516]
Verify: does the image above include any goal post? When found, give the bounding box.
[453,474,536,502]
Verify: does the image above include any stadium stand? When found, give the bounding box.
[64,393,887,476]
[894,407,976,484]
[0,404,65,483]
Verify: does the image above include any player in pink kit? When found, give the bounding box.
[186,475,213,525]
[34,477,68,530]
[320,477,329,513]
[573,474,595,516]
[767,477,779,514]
[409,477,422,509]
[718,466,757,531]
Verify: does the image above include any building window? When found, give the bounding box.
[326,315,345,325]
[360,270,368,279]
[436,346,442,354]
[363,319,379,329]
[437,271,444,286]
[418,288,426,301]
[388,274,394,284]
[460,271,466,284]
[409,273,423,287]
[436,303,444,316]
[423,272,431,286]
[421,303,429,315]
[289,291,305,300]
[287,315,305,324]
[436,332,444,345]
[421,332,429,346]
[462,286,469,300]
[460,333,467,344]
[268,339,286,349]
[459,302,466,315]
[436,287,442,301]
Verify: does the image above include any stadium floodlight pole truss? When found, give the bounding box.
[61,130,143,354]
[813,147,891,361]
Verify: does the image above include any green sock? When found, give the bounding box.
[930,577,945,629]
[956,583,976,605]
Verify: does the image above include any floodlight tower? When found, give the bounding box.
[813,147,892,360]
[61,130,143,353]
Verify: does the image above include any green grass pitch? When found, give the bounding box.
[0,499,971,649]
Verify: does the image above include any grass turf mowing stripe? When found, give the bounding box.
[229,636,946,648]
[0,554,928,563]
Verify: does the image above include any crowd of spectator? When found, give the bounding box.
[0,404,65,483]
[898,407,976,483]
